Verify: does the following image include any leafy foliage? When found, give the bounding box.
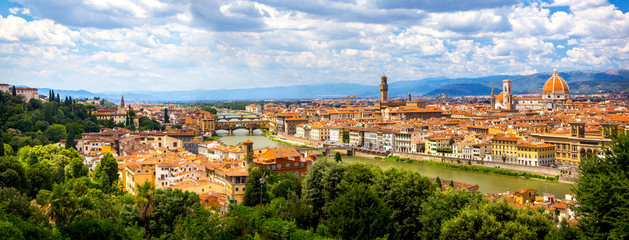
[573,133,629,239]
[93,153,119,191]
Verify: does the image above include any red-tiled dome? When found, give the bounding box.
[495,92,504,101]
[543,67,569,95]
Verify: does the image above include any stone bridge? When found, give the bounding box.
[215,119,269,133]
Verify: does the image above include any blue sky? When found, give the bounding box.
[1,0,628,92]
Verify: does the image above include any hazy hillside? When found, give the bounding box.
[427,69,629,97]
[423,84,494,97]
[35,69,628,101]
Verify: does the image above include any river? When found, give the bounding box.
[219,131,574,197]
[339,156,574,197]
[216,129,291,149]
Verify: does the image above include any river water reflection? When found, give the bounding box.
[216,129,291,150]
[219,130,574,197]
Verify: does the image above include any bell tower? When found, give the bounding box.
[502,79,513,110]
[490,88,495,110]
[380,74,388,103]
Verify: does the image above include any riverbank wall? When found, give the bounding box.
[391,152,575,183]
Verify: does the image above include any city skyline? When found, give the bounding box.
[1,0,628,92]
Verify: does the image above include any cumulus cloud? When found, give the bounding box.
[0,15,79,45]
[2,0,629,92]
[373,0,518,12]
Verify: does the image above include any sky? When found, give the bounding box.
[0,0,628,92]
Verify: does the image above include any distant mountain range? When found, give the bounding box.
[34,69,629,102]
[425,69,629,97]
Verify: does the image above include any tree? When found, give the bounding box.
[26,162,54,196]
[45,124,67,143]
[134,182,155,236]
[449,180,454,188]
[342,130,350,143]
[440,202,554,239]
[435,176,442,191]
[280,191,315,229]
[302,159,345,219]
[68,157,88,179]
[172,207,223,239]
[334,152,342,163]
[418,188,482,240]
[243,167,271,206]
[373,168,435,239]
[573,133,629,239]
[325,185,391,240]
[58,216,142,240]
[93,153,118,190]
[149,188,201,237]
[163,108,170,123]
[0,157,30,193]
[65,133,76,150]
[47,183,76,224]
[270,172,302,200]
[11,86,16,97]
[0,139,4,156]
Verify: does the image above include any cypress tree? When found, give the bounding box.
[0,139,4,156]
[56,93,60,103]
[66,133,76,150]
[435,176,442,191]
[11,85,16,97]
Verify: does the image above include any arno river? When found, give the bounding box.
[218,130,573,197]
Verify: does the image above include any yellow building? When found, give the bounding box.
[310,124,330,141]
[514,188,537,204]
[425,136,449,155]
[209,163,249,204]
[199,116,216,132]
[169,179,225,196]
[491,136,520,164]
[124,161,156,195]
[516,142,556,166]
[89,144,116,156]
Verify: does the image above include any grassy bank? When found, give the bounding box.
[376,156,559,181]
[266,132,311,148]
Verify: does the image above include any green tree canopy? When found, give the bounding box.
[441,201,554,240]
[573,133,629,239]
[44,124,67,143]
[93,153,119,191]
[243,167,272,206]
[325,184,391,240]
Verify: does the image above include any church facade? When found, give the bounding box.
[491,67,573,111]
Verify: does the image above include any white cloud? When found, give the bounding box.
[2,0,629,92]
[0,15,79,45]
[9,7,30,15]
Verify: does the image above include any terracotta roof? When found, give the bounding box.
[492,136,520,142]
[543,68,570,94]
